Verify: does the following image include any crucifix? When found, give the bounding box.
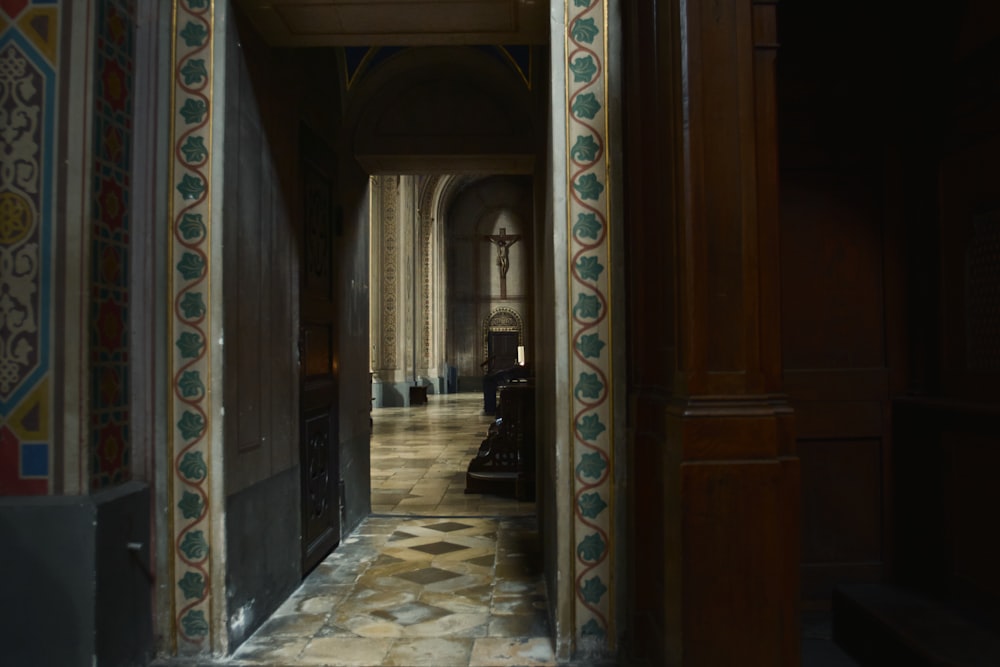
[484,227,521,298]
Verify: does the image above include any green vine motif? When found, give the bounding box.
[576,414,607,442]
[576,333,606,359]
[181,59,208,86]
[180,530,209,561]
[577,532,606,563]
[180,136,208,164]
[176,252,205,280]
[179,451,208,481]
[178,370,205,398]
[578,491,608,519]
[179,98,207,125]
[572,92,601,120]
[178,490,204,519]
[186,0,209,10]
[180,292,206,320]
[178,571,206,600]
[179,213,206,241]
[180,609,209,638]
[577,450,607,478]
[581,618,606,637]
[176,173,205,200]
[576,256,604,282]
[573,293,601,320]
[574,0,595,10]
[573,173,605,201]
[572,17,600,44]
[575,372,603,400]
[179,22,208,48]
[580,575,608,604]
[176,331,204,359]
[178,411,205,441]
[570,135,600,163]
[570,55,598,83]
[573,212,602,240]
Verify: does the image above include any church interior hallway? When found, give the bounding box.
[147,392,861,666]
[213,392,551,666]
[369,392,535,517]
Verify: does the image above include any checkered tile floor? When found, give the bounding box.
[230,515,554,666]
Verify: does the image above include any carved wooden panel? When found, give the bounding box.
[299,125,339,573]
[304,163,333,298]
[301,407,338,572]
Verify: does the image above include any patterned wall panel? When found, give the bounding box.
[90,0,135,490]
[169,0,215,652]
[0,0,59,496]
[565,0,614,648]
[379,175,398,369]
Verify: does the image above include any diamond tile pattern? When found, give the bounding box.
[410,540,470,556]
[397,567,464,585]
[217,515,552,666]
[152,394,555,667]
[427,521,475,533]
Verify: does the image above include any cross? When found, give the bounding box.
[484,227,521,298]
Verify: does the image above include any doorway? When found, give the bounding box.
[159,1,620,661]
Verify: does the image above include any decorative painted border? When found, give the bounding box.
[418,175,439,369]
[0,1,58,496]
[378,175,398,369]
[169,0,214,652]
[565,0,613,647]
[90,0,135,490]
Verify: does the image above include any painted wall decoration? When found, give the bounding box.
[378,175,398,369]
[90,0,135,490]
[565,0,614,648]
[169,0,215,652]
[0,0,59,496]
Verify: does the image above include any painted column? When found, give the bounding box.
[167,0,224,654]
[565,0,616,655]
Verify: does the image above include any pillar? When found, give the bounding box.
[666,0,799,664]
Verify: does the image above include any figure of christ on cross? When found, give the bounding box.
[484,227,521,298]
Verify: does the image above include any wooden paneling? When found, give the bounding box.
[893,399,1000,611]
[222,14,301,494]
[799,439,882,564]
[623,1,799,663]
[775,2,898,606]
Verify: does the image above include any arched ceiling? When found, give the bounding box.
[231,0,548,47]
[346,47,537,174]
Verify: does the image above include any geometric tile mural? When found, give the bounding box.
[90,0,135,490]
[566,0,615,652]
[0,0,59,496]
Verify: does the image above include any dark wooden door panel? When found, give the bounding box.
[488,331,519,372]
[301,404,338,571]
[299,126,339,573]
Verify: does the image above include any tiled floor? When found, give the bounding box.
[230,515,553,666]
[225,392,550,667]
[369,392,535,516]
[156,391,858,666]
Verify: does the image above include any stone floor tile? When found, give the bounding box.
[469,637,556,666]
[383,637,475,666]
[297,637,393,666]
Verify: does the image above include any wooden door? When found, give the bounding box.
[488,331,519,373]
[299,128,339,573]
